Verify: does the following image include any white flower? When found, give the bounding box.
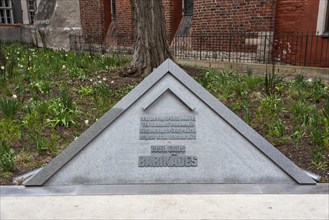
[307,78,312,83]
[84,120,89,125]
[90,79,93,82]
[97,76,101,79]
[0,66,4,70]
[12,94,17,99]
[111,80,114,84]
[62,65,66,69]
[103,77,106,81]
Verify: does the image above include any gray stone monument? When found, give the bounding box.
[24,59,315,186]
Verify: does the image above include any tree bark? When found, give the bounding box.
[128,0,173,76]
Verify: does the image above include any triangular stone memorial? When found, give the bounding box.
[25,59,315,186]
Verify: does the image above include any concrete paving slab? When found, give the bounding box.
[1,194,328,220]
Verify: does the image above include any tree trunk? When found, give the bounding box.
[128,0,173,76]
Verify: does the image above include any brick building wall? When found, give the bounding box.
[79,0,105,43]
[163,0,182,41]
[274,0,328,67]
[192,0,275,35]
[81,0,276,45]
[275,0,319,33]
[115,0,133,46]
[79,0,133,46]
[80,0,179,45]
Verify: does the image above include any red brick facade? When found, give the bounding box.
[193,0,275,35]
[79,0,105,43]
[275,0,319,33]
[163,0,182,41]
[115,0,133,46]
[80,0,275,43]
[78,0,328,67]
[275,0,328,67]
[79,0,133,45]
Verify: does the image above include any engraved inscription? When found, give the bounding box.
[151,145,186,154]
[139,145,198,167]
[140,116,196,140]
[138,156,198,167]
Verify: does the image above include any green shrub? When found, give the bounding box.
[0,141,16,172]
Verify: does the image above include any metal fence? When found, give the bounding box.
[172,32,329,67]
[273,32,329,67]
[69,32,329,67]
[69,34,134,55]
[171,33,271,64]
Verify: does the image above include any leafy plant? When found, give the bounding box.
[0,141,16,172]
[323,99,329,121]
[30,80,51,95]
[59,86,74,110]
[291,129,305,147]
[35,137,55,154]
[265,119,285,137]
[22,111,44,151]
[5,55,16,79]
[0,97,19,119]
[311,79,327,102]
[291,100,315,127]
[47,98,80,127]
[243,97,251,125]
[311,146,327,171]
[78,85,93,97]
[290,75,309,99]
[258,95,283,121]
[246,75,263,91]
[264,67,281,95]
[0,119,21,144]
[200,71,211,89]
[309,113,328,149]
[93,82,113,98]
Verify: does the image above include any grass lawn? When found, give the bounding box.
[0,43,328,184]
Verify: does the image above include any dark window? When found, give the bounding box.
[184,0,193,16]
[0,0,13,24]
[112,0,116,20]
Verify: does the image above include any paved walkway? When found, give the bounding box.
[1,194,328,220]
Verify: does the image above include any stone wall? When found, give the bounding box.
[34,0,82,50]
[0,25,34,43]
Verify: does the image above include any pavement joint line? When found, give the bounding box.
[1,184,328,196]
